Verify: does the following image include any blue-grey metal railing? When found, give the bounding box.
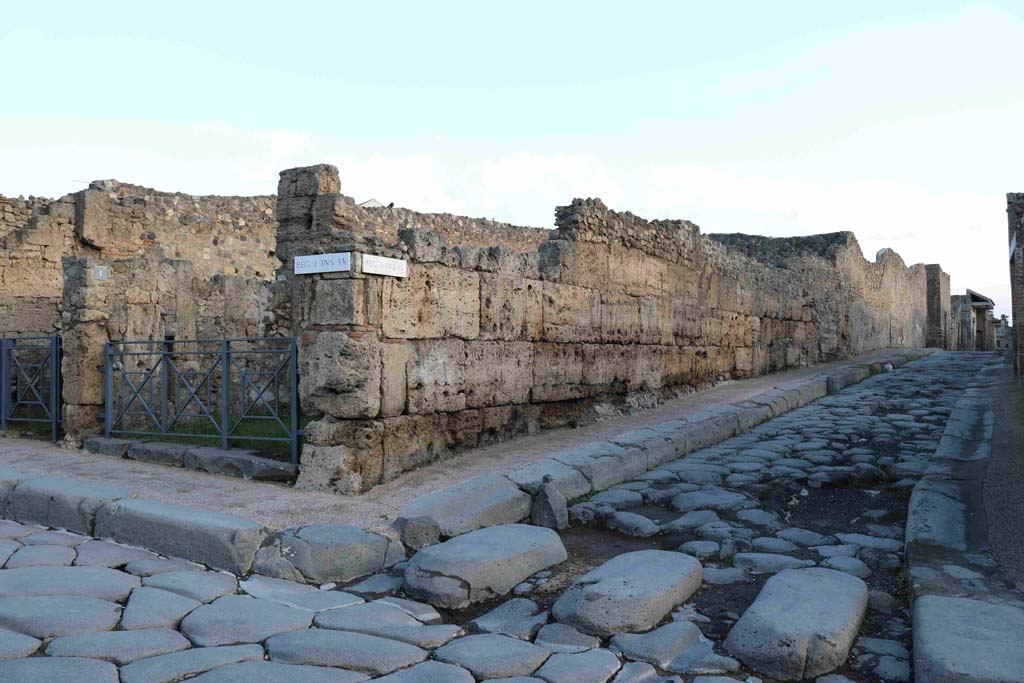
[0,336,62,442]
[104,337,300,464]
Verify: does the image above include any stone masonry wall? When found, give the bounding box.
[0,181,278,338]
[1008,193,1024,374]
[276,164,946,495]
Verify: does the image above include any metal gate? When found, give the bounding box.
[0,336,63,442]
[104,337,300,464]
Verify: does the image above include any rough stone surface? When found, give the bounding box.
[95,499,269,574]
[189,660,370,683]
[0,656,119,683]
[142,570,237,603]
[534,649,622,683]
[180,594,314,646]
[434,633,552,679]
[252,523,402,584]
[121,587,202,630]
[0,628,40,660]
[0,565,138,601]
[398,474,531,538]
[119,644,265,683]
[552,550,702,636]
[0,595,122,638]
[267,628,428,676]
[45,628,191,665]
[372,660,474,682]
[405,524,567,609]
[724,568,868,680]
[468,598,548,640]
[7,477,127,534]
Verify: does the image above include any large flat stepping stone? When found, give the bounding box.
[724,567,868,680]
[120,644,265,683]
[0,566,139,601]
[252,524,403,584]
[267,628,427,676]
[0,595,121,638]
[398,474,531,538]
[181,594,314,646]
[0,628,40,659]
[122,587,202,630]
[434,633,552,679]
[0,656,119,683]
[552,550,702,636]
[534,649,622,683]
[46,627,191,664]
[914,595,1024,683]
[189,660,370,682]
[373,660,475,682]
[143,570,237,603]
[405,524,567,609]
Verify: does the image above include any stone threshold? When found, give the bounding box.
[904,355,1024,682]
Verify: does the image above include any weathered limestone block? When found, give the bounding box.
[381,414,451,482]
[298,331,381,419]
[542,282,601,343]
[310,279,364,326]
[75,189,112,249]
[464,341,533,408]
[531,343,585,402]
[600,293,643,344]
[406,340,466,414]
[296,418,384,495]
[382,264,480,340]
[583,344,665,394]
[61,323,108,406]
[539,240,611,289]
[478,275,543,341]
[380,340,411,417]
[609,245,668,297]
[278,164,341,198]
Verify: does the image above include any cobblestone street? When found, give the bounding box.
[0,352,1010,682]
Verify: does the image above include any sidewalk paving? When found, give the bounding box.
[0,348,920,534]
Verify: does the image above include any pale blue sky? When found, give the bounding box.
[3,1,1022,315]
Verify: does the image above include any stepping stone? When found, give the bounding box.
[672,489,753,513]
[125,558,204,576]
[434,633,552,679]
[120,644,265,683]
[821,556,871,578]
[469,598,548,640]
[0,566,139,601]
[398,474,532,538]
[241,576,362,612]
[181,594,314,646]
[0,657,119,683]
[46,628,191,664]
[0,595,121,638]
[253,524,404,584]
[0,628,40,659]
[4,543,75,567]
[724,568,868,680]
[188,660,370,682]
[534,649,622,683]
[121,587,202,630]
[372,660,474,682]
[611,620,737,674]
[535,623,601,654]
[267,628,427,676]
[732,553,815,574]
[552,550,702,636]
[405,524,567,609]
[143,570,237,603]
[75,540,157,568]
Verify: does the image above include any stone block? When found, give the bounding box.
[127,442,187,467]
[296,419,384,495]
[600,293,643,344]
[310,279,364,326]
[83,437,133,458]
[278,164,340,198]
[531,343,585,402]
[464,341,533,408]
[95,499,269,574]
[406,339,466,414]
[298,331,381,419]
[251,523,403,584]
[541,281,602,343]
[382,264,480,340]
[8,477,128,535]
[552,442,647,491]
[506,458,592,500]
[60,323,107,406]
[0,468,32,508]
[538,240,610,290]
[380,340,411,417]
[405,524,567,608]
[381,414,450,483]
[397,474,531,538]
[183,447,297,482]
[479,275,543,341]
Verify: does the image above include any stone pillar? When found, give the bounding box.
[60,257,111,445]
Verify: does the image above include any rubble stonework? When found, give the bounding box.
[275,164,957,494]
[0,181,277,338]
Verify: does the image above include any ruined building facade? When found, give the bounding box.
[0,166,989,493]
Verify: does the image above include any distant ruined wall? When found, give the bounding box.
[0,181,278,338]
[276,164,944,495]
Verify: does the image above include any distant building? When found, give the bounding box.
[995,314,1012,350]
[950,289,996,351]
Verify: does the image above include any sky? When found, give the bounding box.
[2,1,1022,316]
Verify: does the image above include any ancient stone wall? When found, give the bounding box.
[0,181,278,338]
[276,164,947,495]
[1008,193,1024,373]
[925,264,951,349]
